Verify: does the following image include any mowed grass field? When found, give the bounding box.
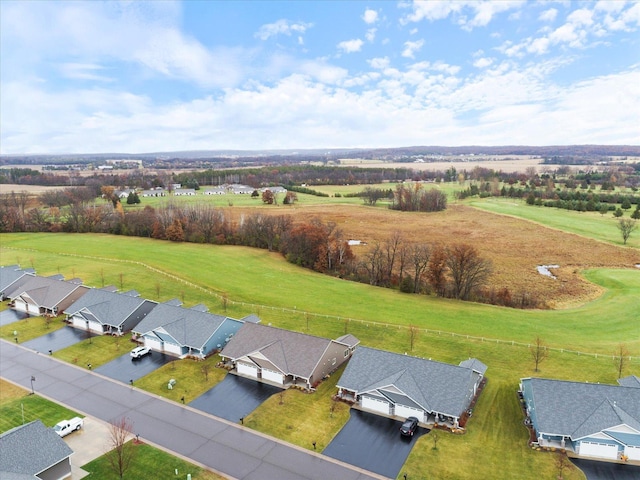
[1,199,638,480]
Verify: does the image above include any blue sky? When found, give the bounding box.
[1,0,639,154]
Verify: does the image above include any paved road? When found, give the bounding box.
[0,340,386,480]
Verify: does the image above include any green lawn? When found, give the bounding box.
[468,197,640,248]
[133,355,226,404]
[0,314,66,343]
[82,441,224,480]
[53,335,135,369]
[0,379,81,433]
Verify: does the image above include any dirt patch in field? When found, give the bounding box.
[224,203,640,309]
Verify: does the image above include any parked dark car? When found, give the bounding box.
[400,416,419,436]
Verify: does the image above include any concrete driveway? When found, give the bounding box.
[95,351,176,384]
[22,326,98,353]
[62,416,119,479]
[323,409,430,479]
[571,458,640,480]
[0,309,30,326]
[189,374,281,422]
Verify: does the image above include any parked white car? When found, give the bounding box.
[53,417,83,437]
[130,346,151,359]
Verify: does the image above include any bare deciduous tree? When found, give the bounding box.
[530,336,548,372]
[613,343,630,379]
[446,244,493,300]
[107,416,136,480]
[409,325,419,352]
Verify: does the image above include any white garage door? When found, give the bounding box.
[262,369,284,384]
[626,445,640,461]
[395,405,425,423]
[87,321,102,333]
[144,337,163,352]
[362,396,391,415]
[72,317,86,329]
[164,342,182,355]
[579,441,619,459]
[238,362,259,378]
[14,300,30,313]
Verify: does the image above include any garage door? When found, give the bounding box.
[238,362,259,378]
[262,368,284,384]
[14,300,30,313]
[164,342,182,355]
[395,405,425,423]
[626,445,640,461]
[72,317,86,329]
[579,441,619,459]
[362,395,391,415]
[145,336,163,352]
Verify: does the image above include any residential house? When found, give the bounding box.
[65,288,157,336]
[219,323,359,390]
[173,188,196,196]
[114,189,135,199]
[203,187,225,195]
[5,275,89,317]
[520,376,640,461]
[0,265,35,301]
[336,346,487,429]
[260,186,287,195]
[0,420,73,480]
[228,184,255,195]
[141,188,165,197]
[132,301,245,358]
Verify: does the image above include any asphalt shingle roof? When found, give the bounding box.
[65,288,156,329]
[5,275,87,310]
[337,346,484,418]
[220,323,348,380]
[0,266,33,297]
[522,377,640,439]
[133,302,232,348]
[0,420,72,477]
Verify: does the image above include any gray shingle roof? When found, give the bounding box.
[0,420,73,477]
[522,377,640,439]
[6,275,87,310]
[133,303,232,348]
[337,346,484,418]
[618,375,640,388]
[65,288,156,330]
[220,323,346,380]
[335,334,360,348]
[0,266,33,298]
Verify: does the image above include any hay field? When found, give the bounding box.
[223,203,640,309]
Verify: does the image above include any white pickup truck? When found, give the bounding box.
[53,417,83,437]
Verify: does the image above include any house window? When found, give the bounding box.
[344,349,349,358]
[332,357,336,366]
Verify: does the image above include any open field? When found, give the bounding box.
[213,201,639,308]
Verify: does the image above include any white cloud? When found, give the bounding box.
[59,63,113,82]
[402,39,424,58]
[363,8,379,24]
[473,57,493,68]
[539,8,558,23]
[337,39,364,54]
[254,19,313,40]
[368,57,390,69]
[401,0,524,29]
[366,28,377,42]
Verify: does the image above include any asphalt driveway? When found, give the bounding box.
[323,409,429,479]
[95,350,176,384]
[189,374,282,422]
[0,309,30,327]
[572,458,640,480]
[22,326,98,353]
